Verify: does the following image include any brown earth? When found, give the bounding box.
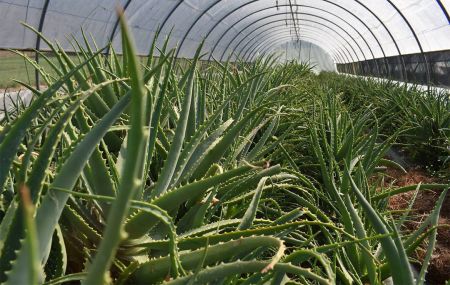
[383,167,450,285]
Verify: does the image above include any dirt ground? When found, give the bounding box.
[384,167,450,285]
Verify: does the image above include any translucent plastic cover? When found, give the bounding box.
[271,40,337,72]
[0,0,449,66]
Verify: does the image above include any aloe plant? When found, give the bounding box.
[317,72,450,174]
[0,11,448,285]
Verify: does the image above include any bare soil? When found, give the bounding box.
[383,167,450,285]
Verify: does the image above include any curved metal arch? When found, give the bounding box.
[352,0,407,81]
[202,0,383,59]
[259,36,334,60]
[229,4,380,73]
[384,0,431,86]
[293,33,349,64]
[248,34,351,72]
[35,0,442,88]
[239,25,379,78]
[234,28,343,63]
[239,21,356,63]
[247,28,354,65]
[242,23,361,75]
[202,0,390,75]
[105,0,133,55]
[436,0,450,23]
[225,13,370,66]
[235,22,341,60]
[257,37,305,59]
[35,0,51,90]
[251,36,308,59]
[237,23,353,64]
[242,31,346,64]
[298,34,349,65]
[210,6,364,62]
[281,33,347,64]
[174,0,221,58]
[248,32,346,67]
[220,14,362,67]
[208,0,405,79]
[157,0,183,40]
[223,14,362,64]
[238,20,357,67]
[258,38,335,66]
[244,25,349,63]
[205,0,389,77]
[249,31,351,68]
[155,0,412,81]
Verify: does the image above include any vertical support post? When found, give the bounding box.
[35,0,50,90]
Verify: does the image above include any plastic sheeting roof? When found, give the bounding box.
[0,0,449,65]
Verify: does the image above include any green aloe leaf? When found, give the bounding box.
[128,236,285,284]
[82,9,148,285]
[125,164,257,239]
[6,187,42,284]
[346,169,414,285]
[165,261,332,285]
[0,47,106,190]
[151,43,204,199]
[238,177,268,230]
[10,89,130,278]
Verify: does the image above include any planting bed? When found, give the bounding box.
[0,18,449,285]
[385,167,450,284]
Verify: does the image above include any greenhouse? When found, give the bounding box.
[0,0,449,284]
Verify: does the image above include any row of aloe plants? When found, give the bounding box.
[316,72,450,175]
[0,13,448,285]
[271,81,450,284]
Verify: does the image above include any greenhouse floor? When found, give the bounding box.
[384,167,450,284]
